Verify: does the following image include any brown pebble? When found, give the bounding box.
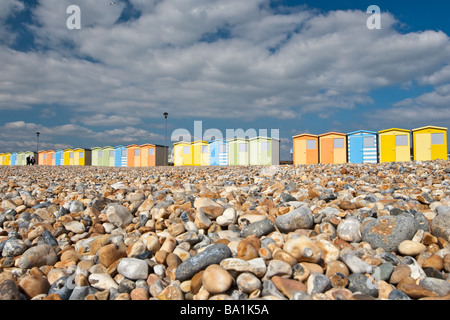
[18,275,50,299]
[272,276,306,299]
[390,265,411,285]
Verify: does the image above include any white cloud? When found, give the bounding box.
[0,121,163,152]
[0,0,449,147]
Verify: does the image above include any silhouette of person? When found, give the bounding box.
[26,156,30,165]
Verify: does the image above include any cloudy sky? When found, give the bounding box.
[1,0,449,160]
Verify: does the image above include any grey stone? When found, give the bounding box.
[377,262,394,282]
[348,273,378,298]
[240,219,275,238]
[48,276,73,300]
[275,206,313,233]
[341,253,373,274]
[430,209,450,241]
[261,280,287,300]
[175,243,232,281]
[106,204,133,228]
[419,277,450,296]
[0,280,20,300]
[361,214,417,252]
[307,272,331,295]
[388,289,411,300]
[69,286,97,300]
[69,200,85,213]
[2,239,27,257]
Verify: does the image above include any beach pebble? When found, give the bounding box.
[336,217,361,242]
[15,244,58,269]
[275,206,314,233]
[106,204,133,228]
[117,258,149,280]
[202,264,234,294]
[237,272,262,293]
[361,214,417,252]
[398,240,426,256]
[176,243,232,281]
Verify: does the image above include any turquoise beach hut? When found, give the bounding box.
[347,130,378,164]
[209,139,228,166]
[114,145,127,167]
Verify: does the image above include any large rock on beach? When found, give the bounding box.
[361,214,418,252]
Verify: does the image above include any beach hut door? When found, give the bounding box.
[350,136,363,163]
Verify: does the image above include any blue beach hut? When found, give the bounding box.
[54,149,63,166]
[347,130,378,164]
[209,139,228,166]
[10,152,17,166]
[114,145,127,167]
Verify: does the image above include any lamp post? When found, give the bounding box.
[163,112,168,166]
[36,132,40,165]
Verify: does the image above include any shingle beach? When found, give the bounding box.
[0,161,449,300]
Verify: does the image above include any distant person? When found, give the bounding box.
[31,157,36,165]
[26,156,31,165]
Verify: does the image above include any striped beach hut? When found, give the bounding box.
[192,141,209,166]
[91,147,103,166]
[412,126,447,161]
[347,130,378,164]
[101,146,115,167]
[54,149,63,166]
[378,128,411,163]
[228,138,249,166]
[173,141,192,166]
[209,139,228,166]
[319,132,347,164]
[126,144,141,167]
[249,136,280,166]
[114,145,127,167]
[0,153,5,166]
[10,152,18,166]
[292,134,319,165]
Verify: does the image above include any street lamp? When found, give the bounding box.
[163,112,168,166]
[36,132,40,165]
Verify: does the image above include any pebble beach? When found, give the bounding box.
[0,161,449,301]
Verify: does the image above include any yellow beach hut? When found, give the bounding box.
[378,128,411,163]
[63,149,74,165]
[412,126,447,161]
[318,132,347,164]
[192,141,209,166]
[173,141,192,166]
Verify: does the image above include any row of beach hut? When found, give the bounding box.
[292,126,448,165]
[0,144,168,167]
[173,137,280,166]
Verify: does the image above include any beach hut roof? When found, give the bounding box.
[347,130,377,135]
[378,128,410,134]
[318,132,346,137]
[412,125,447,132]
[292,133,318,139]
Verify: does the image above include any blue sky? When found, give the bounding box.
[0,0,449,160]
